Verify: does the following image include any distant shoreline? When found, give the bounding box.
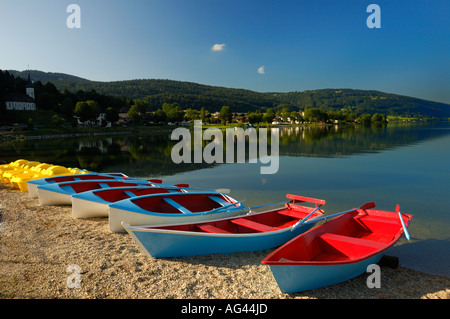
[1,118,447,142]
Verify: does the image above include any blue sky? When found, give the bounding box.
[1,0,449,103]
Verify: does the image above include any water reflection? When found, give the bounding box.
[1,122,449,177]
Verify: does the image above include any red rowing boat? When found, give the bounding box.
[261,202,412,293]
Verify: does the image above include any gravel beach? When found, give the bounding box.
[0,184,448,300]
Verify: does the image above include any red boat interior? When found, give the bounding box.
[131,193,239,214]
[150,202,324,233]
[61,181,142,193]
[262,210,412,264]
[95,187,184,202]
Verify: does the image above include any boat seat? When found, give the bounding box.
[208,196,231,207]
[320,233,386,249]
[319,233,386,259]
[163,197,193,214]
[358,215,400,224]
[197,224,232,234]
[277,208,307,219]
[356,215,402,227]
[60,185,74,193]
[124,191,137,198]
[230,218,278,232]
[355,215,403,237]
[99,183,111,188]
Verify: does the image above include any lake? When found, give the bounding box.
[1,121,449,277]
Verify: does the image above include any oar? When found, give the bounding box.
[209,200,290,215]
[203,200,245,215]
[396,204,410,240]
[244,201,290,214]
[302,202,376,226]
[291,205,322,231]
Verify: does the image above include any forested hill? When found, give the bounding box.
[276,89,450,118]
[9,70,450,118]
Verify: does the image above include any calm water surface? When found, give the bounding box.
[1,122,449,276]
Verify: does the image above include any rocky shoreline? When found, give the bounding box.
[0,185,448,300]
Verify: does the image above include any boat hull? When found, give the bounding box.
[37,187,72,206]
[122,221,318,257]
[71,197,109,218]
[266,253,383,293]
[28,182,45,198]
[109,207,244,233]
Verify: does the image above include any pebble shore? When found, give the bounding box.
[0,185,448,300]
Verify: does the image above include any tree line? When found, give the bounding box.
[0,70,424,129]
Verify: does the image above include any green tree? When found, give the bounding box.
[248,112,263,124]
[51,114,66,127]
[153,109,167,123]
[263,108,275,123]
[219,105,232,125]
[133,99,150,113]
[185,108,199,122]
[162,102,184,123]
[200,107,208,122]
[372,113,386,122]
[127,104,141,124]
[60,97,74,119]
[105,107,119,124]
[359,114,372,125]
[74,100,99,122]
[281,108,291,121]
[304,108,328,122]
[37,92,57,110]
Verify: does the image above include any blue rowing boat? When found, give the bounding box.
[121,194,326,257]
[108,191,245,233]
[27,172,134,198]
[71,185,188,219]
[36,179,161,206]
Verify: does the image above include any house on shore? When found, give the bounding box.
[4,73,37,111]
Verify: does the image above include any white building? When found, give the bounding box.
[76,113,110,127]
[4,73,37,111]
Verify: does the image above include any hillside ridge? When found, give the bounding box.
[8,69,450,118]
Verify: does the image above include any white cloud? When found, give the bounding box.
[258,66,265,74]
[211,43,226,51]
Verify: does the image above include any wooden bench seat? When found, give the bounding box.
[320,233,386,249]
[357,215,400,225]
[124,191,138,198]
[197,224,232,234]
[208,196,232,207]
[319,232,386,259]
[276,209,307,219]
[163,197,193,214]
[230,218,278,232]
